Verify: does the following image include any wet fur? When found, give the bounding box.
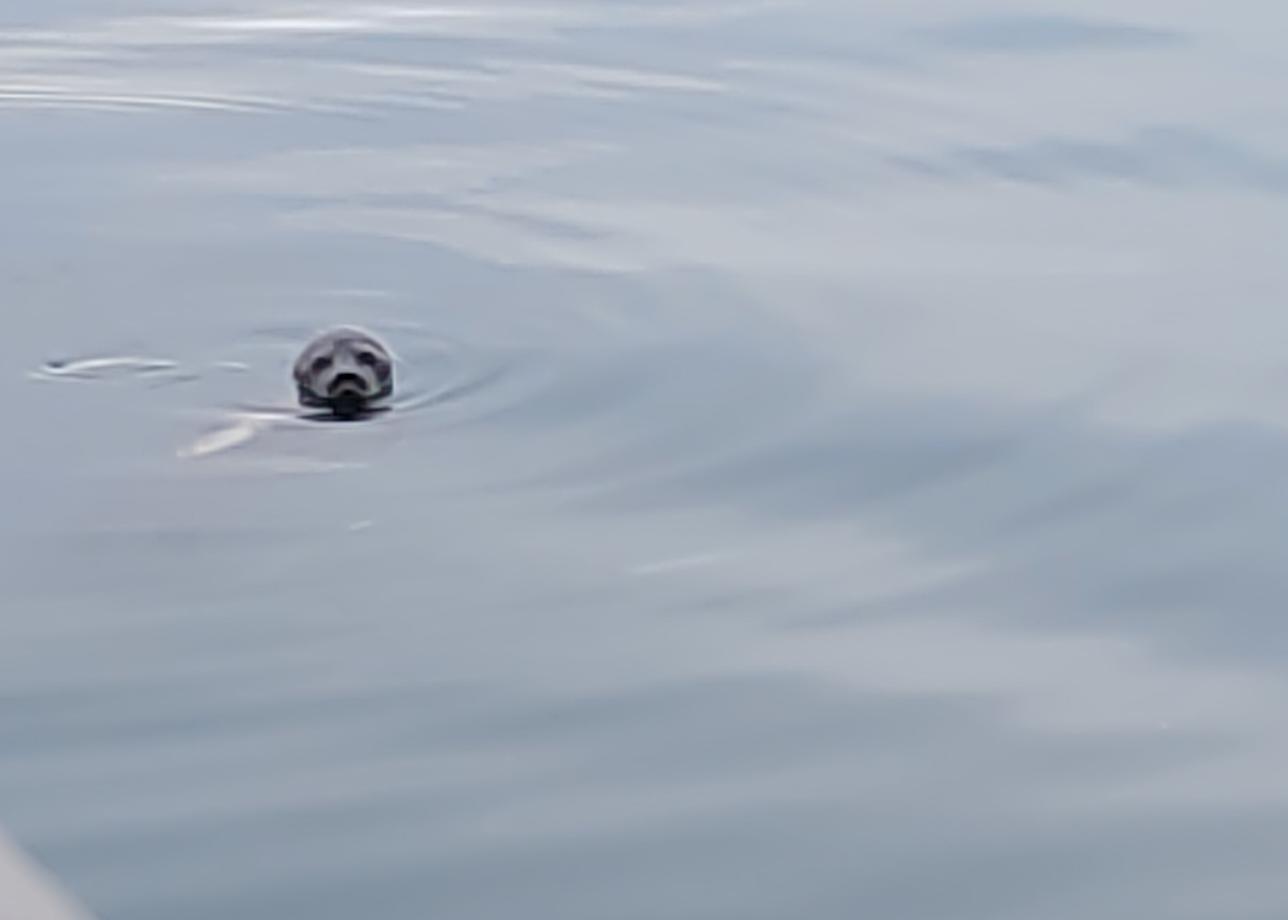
[293,327,394,419]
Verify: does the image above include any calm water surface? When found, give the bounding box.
[4,2,1288,918]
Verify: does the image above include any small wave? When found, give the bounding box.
[177,412,282,459]
[0,87,340,116]
[30,355,179,381]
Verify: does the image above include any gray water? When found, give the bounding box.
[4,2,1288,918]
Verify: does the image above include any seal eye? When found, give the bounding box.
[356,351,378,367]
[310,355,333,375]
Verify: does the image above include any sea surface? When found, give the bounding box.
[4,2,1288,918]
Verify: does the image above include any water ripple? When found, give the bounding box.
[7,1,1288,919]
[916,14,1185,54]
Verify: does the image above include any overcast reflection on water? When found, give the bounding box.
[4,2,1288,919]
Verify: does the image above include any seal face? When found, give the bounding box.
[293,327,393,419]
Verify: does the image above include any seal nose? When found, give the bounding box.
[327,372,368,396]
[326,372,370,419]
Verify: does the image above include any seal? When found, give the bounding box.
[293,326,393,420]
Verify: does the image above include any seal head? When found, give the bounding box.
[293,327,393,420]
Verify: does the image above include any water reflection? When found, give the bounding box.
[890,128,1288,192]
[4,1,1288,919]
[916,14,1184,53]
